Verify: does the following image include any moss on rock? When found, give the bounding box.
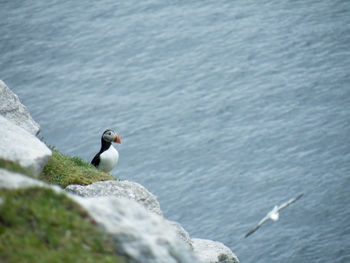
[0,187,125,263]
[40,148,115,187]
[0,158,35,178]
[0,146,124,262]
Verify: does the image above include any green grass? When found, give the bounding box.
[0,187,126,263]
[0,147,115,189]
[39,147,115,187]
[0,145,125,262]
[0,159,35,178]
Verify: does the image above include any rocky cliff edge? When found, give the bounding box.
[0,80,239,263]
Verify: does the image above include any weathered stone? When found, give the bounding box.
[74,196,200,263]
[0,170,199,263]
[0,168,61,193]
[166,220,193,250]
[66,180,162,216]
[0,168,45,189]
[192,238,239,263]
[0,80,40,135]
[0,115,51,175]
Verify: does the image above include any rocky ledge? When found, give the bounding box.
[0,80,239,263]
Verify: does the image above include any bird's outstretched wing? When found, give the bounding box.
[245,215,270,238]
[91,154,100,167]
[245,194,303,238]
[278,193,303,211]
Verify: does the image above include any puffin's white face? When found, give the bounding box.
[102,130,121,143]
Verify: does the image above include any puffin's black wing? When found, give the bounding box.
[91,153,101,167]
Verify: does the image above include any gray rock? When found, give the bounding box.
[0,166,238,263]
[192,238,240,263]
[0,80,40,135]
[0,115,51,175]
[66,181,197,250]
[0,168,46,189]
[0,168,61,193]
[166,220,193,250]
[66,180,163,216]
[0,170,198,263]
[74,196,200,263]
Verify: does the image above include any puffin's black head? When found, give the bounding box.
[102,129,121,144]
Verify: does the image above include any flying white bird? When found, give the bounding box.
[245,193,303,238]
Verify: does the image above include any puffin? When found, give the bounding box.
[91,129,121,173]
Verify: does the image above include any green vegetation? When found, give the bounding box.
[40,147,115,187]
[0,158,34,178]
[0,147,115,189]
[0,143,124,262]
[0,187,125,263]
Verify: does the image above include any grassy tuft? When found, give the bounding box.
[39,148,115,188]
[0,187,125,263]
[0,159,35,178]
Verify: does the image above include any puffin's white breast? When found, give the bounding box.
[98,145,119,173]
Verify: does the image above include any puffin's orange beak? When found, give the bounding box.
[113,134,121,143]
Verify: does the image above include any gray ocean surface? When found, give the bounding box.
[1,1,350,262]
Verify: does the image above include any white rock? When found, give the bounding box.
[74,196,200,263]
[0,115,51,175]
[0,168,61,193]
[66,181,196,249]
[0,169,238,263]
[0,168,45,189]
[66,180,163,216]
[0,170,198,263]
[192,238,239,263]
[166,220,193,249]
[0,80,40,135]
